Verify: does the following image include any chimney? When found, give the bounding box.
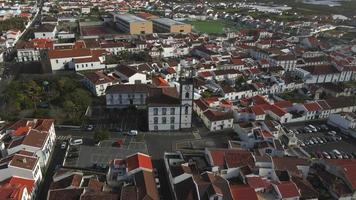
[22,157,27,163]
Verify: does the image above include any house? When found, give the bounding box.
[106,152,159,200]
[83,71,120,96]
[230,185,259,200]
[294,64,353,84]
[42,48,108,72]
[328,112,356,138]
[17,38,54,62]
[34,24,57,39]
[205,148,255,179]
[114,65,148,84]
[106,84,151,108]
[201,109,234,132]
[0,176,36,200]
[47,168,119,200]
[4,119,56,168]
[272,181,301,200]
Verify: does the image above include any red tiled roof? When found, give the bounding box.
[152,77,170,87]
[126,153,153,172]
[261,130,274,139]
[303,102,322,112]
[199,71,213,77]
[274,101,293,109]
[208,149,254,168]
[231,58,244,65]
[230,185,258,200]
[48,48,91,59]
[326,159,356,190]
[12,126,30,136]
[274,181,300,199]
[247,176,270,190]
[8,177,35,194]
[251,106,265,115]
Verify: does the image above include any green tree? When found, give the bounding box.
[94,129,110,142]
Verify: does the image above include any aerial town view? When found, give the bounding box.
[0,0,356,199]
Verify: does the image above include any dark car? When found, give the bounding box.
[68,153,79,158]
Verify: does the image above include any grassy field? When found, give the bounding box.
[187,20,241,34]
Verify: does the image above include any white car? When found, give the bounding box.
[70,138,83,146]
[61,141,67,149]
[125,130,138,136]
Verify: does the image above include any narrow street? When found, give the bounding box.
[36,140,66,200]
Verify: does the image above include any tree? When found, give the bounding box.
[94,129,110,142]
[25,80,42,111]
[201,90,212,98]
[235,76,246,87]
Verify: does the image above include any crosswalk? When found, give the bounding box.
[56,135,72,141]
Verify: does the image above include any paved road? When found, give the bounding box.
[36,140,67,200]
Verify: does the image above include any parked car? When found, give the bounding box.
[316,151,323,158]
[61,141,67,149]
[327,131,337,136]
[124,130,138,136]
[67,153,79,158]
[332,149,343,159]
[321,124,329,130]
[85,124,94,131]
[329,152,337,159]
[70,138,83,146]
[316,137,324,144]
[308,125,317,132]
[309,140,314,145]
[322,152,331,159]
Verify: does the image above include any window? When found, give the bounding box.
[170,117,175,123]
[162,108,167,115]
[153,108,158,115]
[185,92,190,99]
[185,106,189,115]
[154,126,158,131]
[154,117,158,124]
[170,108,175,115]
[170,125,175,130]
[162,117,166,124]
[56,60,58,64]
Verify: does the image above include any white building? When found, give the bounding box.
[83,71,120,96]
[201,109,234,132]
[106,84,151,108]
[114,65,148,84]
[328,112,356,130]
[148,78,193,131]
[34,24,57,39]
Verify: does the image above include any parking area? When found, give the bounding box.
[285,121,356,159]
[63,138,148,169]
[91,107,148,132]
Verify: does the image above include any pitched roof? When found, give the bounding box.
[133,170,159,200]
[246,176,270,190]
[303,102,322,112]
[207,149,254,169]
[326,159,356,190]
[116,65,139,77]
[84,71,119,85]
[126,153,153,172]
[47,188,84,200]
[203,110,234,122]
[230,185,258,200]
[272,157,309,177]
[106,84,151,94]
[273,181,300,199]
[22,129,48,148]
